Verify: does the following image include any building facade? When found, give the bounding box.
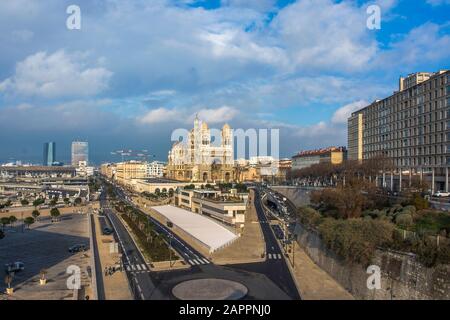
[292,147,347,171]
[348,113,363,161]
[174,187,247,226]
[43,142,56,166]
[347,70,450,192]
[166,116,234,182]
[71,141,89,166]
[146,161,165,177]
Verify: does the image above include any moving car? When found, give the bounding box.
[5,262,25,274]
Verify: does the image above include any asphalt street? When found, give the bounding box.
[100,180,300,300]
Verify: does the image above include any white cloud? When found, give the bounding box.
[269,0,379,72]
[332,100,368,124]
[139,105,239,125]
[378,23,450,67]
[193,106,239,123]
[0,50,112,98]
[139,107,181,124]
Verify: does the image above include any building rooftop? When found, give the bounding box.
[292,146,346,158]
[151,205,238,253]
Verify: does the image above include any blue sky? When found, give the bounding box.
[0,0,449,164]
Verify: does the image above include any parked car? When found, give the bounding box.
[103,227,113,235]
[5,262,25,274]
[433,191,450,197]
[68,244,87,253]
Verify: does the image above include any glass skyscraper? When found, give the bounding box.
[71,141,89,166]
[43,142,56,166]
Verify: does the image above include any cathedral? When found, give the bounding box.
[166,116,234,182]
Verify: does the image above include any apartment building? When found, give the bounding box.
[115,160,148,183]
[348,70,450,192]
[291,146,347,171]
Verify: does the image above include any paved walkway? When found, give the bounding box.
[94,215,132,300]
[212,190,265,264]
[288,242,354,300]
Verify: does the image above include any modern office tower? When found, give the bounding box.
[347,70,450,192]
[71,141,89,166]
[43,142,56,166]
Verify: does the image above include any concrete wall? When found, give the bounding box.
[270,186,313,207]
[274,186,450,299]
[294,223,450,300]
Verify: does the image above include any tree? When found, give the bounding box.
[74,197,82,206]
[9,216,17,226]
[50,208,61,222]
[32,210,40,221]
[24,217,35,229]
[63,198,70,205]
[21,199,29,206]
[33,198,44,208]
[0,230,4,239]
[1,217,10,230]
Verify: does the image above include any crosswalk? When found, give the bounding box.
[267,253,283,260]
[125,263,150,273]
[187,258,211,266]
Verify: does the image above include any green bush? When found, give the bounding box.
[395,213,413,229]
[412,237,450,267]
[414,210,450,236]
[297,207,322,227]
[121,213,177,262]
[412,194,429,210]
[403,205,416,214]
[319,218,394,266]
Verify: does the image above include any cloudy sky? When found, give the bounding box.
[0,0,449,164]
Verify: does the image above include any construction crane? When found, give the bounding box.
[110,149,155,162]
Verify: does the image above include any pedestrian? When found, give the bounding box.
[104,267,108,276]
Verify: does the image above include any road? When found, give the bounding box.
[99,179,301,300]
[90,213,105,300]
[111,185,211,267]
[231,187,300,300]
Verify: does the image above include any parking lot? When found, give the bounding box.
[0,213,91,299]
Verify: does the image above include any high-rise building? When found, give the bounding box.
[71,141,89,166]
[43,142,56,166]
[347,70,450,192]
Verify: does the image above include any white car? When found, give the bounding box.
[433,191,450,197]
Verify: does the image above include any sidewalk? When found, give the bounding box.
[287,242,354,300]
[93,215,132,300]
[211,190,266,264]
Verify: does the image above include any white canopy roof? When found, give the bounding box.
[151,205,238,253]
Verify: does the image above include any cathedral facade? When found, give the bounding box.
[167,117,234,182]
